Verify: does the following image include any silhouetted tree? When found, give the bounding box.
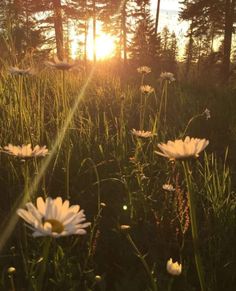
[0,0,45,61]
[129,0,160,65]
[180,0,236,82]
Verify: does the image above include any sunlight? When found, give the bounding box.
[70,20,116,60]
[70,28,79,60]
[87,33,116,60]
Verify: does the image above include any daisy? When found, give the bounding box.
[203,108,211,120]
[3,144,48,158]
[162,184,175,192]
[160,72,175,82]
[137,66,151,74]
[140,85,154,94]
[120,225,131,230]
[131,129,154,138]
[166,258,182,276]
[45,56,75,71]
[9,67,34,76]
[17,197,91,237]
[155,136,209,161]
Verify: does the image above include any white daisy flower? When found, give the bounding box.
[9,67,35,76]
[140,85,154,94]
[155,136,209,161]
[203,108,211,120]
[137,66,151,74]
[167,258,182,276]
[162,184,175,192]
[45,56,75,71]
[17,197,91,238]
[160,72,175,82]
[120,225,131,230]
[131,129,154,138]
[3,144,48,158]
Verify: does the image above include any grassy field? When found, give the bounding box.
[0,62,235,291]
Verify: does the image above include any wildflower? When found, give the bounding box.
[140,85,154,94]
[95,275,102,282]
[162,184,175,192]
[123,205,128,211]
[17,197,91,238]
[120,225,131,230]
[45,56,75,71]
[137,66,151,74]
[7,267,16,275]
[131,129,153,138]
[155,136,209,161]
[3,144,48,158]
[160,72,175,82]
[203,108,211,120]
[36,257,44,264]
[9,67,34,76]
[129,156,136,162]
[167,258,182,276]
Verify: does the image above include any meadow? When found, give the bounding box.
[0,61,235,291]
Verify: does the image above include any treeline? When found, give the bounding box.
[0,0,235,82]
[180,0,236,82]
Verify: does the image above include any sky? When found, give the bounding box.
[70,0,189,60]
[150,0,188,57]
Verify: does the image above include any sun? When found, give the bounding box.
[88,34,116,60]
[70,20,116,60]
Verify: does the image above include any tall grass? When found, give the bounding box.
[0,62,235,290]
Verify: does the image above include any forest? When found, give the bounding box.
[0,0,235,290]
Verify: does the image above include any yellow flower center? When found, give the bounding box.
[44,219,64,234]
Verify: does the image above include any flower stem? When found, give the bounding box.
[182,161,206,291]
[126,233,158,291]
[163,80,168,133]
[167,277,174,291]
[9,275,16,291]
[38,237,51,291]
[157,81,165,136]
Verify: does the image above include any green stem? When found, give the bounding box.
[164,80,168,133]
[23,162,30,202]
[18,76,25,141]
[181,113,202,138]
[126,234,158,291]
[38,238,51,291]
[182,161,206,291]
[157,82,165,136]
[9,275,16,291]
[62,70,67,112]
[139,74,144,129]
[142,94,147,130]
[80,206,103,278]
[66,147,71,199]
[167,277,174,291]
[140,92,144,130]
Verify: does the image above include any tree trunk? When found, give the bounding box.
[186,23,194,77]
[121,0,127,65]
[155,0,161,35]
[84,20,88,65]
[221,0,235,82]
[93,0,96,63]
[84,0,88,66]
[52,0,64,60]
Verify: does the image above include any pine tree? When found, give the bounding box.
[180,0,236,82]
[159,26,178,72]
[0,0,45,61]
[129,0,160,65]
